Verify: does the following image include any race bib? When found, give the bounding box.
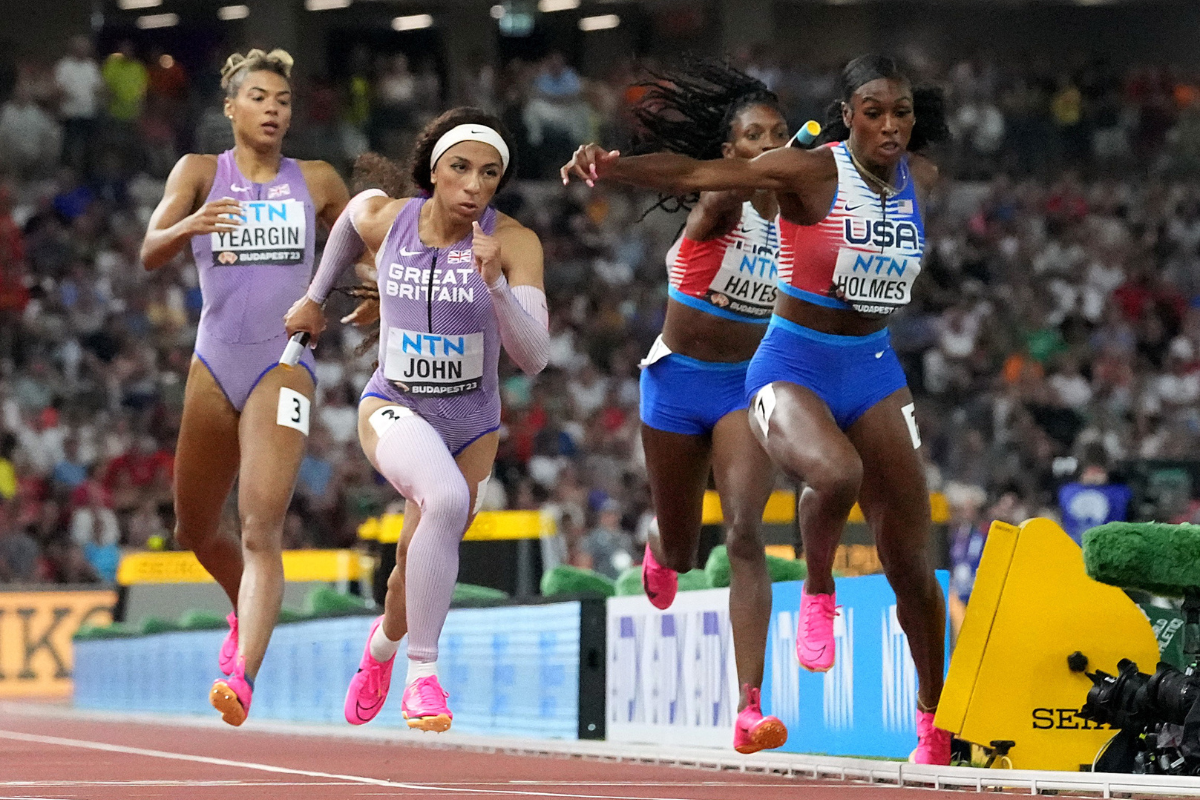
[830,247,921,316]
[384,327,484,396]
[705,242,777,318]
[211,199,306,266]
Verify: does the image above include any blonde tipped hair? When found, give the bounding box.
[220,48,294,97]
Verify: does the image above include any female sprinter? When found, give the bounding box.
[140,49,349,726]
[629,59,788,754]
[284,108,548,732]
[562,55,952,764]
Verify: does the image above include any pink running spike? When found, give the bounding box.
[909,708,952,765]
[210,656,252,727]
[401,675,453,732]
[344,616,396,725]
[641,542,677,610]
[795,587,838,672]
[732,685,788,754]
[218,611,238,676]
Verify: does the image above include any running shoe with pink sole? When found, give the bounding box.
[733,685,788,754]
[401,675,453,732]
[210,656,252,727]
[218,611,238,676]
[909,708,952,765]
[344,616,395,725]
[641,542,677,610]
[796,587,838,672]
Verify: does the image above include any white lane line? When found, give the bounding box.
[0,730,727,800]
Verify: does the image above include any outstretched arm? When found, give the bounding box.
[561,144,818,196]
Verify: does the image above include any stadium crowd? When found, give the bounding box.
[0,35,1199,588]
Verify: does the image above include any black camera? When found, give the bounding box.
[1079,658,1200,774]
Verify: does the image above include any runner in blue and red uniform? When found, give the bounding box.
[626,59,792,754]
[563,54,953,765]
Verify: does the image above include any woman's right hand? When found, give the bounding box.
[284,295,327,347]
[560,144,621,187]
[184,197,244,236]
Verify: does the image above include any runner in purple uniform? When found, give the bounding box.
[284,108,549,732]
[140,49,349,726]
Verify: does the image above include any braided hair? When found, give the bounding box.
[815,54,949,152]
[630,57,783,214]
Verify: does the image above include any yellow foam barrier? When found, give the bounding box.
[936,517,1160,770]
[358,510,556,545]
[700,490,948,525]
[117,549,366,585]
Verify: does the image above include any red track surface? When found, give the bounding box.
[0,708,959,800]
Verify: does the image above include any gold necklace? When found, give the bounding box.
[847,144,906,198]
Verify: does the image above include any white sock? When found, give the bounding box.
[406,657,438,684]
[369,625,405,663]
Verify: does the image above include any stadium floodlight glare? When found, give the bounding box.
[305,0,350,10]
[578,13,619,31]
[135,12,178,28]
[490,4,505,19]
[218,4,250,20]
[392,13,433,30]
[539,0,580,11]
[118,0,161,9]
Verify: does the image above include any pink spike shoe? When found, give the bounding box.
[401,675,453,732]
[796,586,838,673]
[733,685,788,754]
[909,708,952,765]
[344,616,395,725]
[210,656,252,727]
[218,611,238,676]
[641,542,677,610]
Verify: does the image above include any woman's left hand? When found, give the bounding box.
[472,222,503,287]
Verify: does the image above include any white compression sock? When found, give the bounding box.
[369,626,405,663]
[406,658,438,684]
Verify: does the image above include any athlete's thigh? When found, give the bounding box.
[236,364,316,521]
[711,409,775,529]
[750,381,858,483]
[455,431,500,523]
[641,424,712,545]
[845,388,931,551]
[175,357,241,534]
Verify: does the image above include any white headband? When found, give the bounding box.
[429,124,510,173]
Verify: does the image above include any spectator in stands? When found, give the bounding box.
[581,498,633,579]
[101,40,148,172]
[1057,443,1132,544]
[524,52,589,174]
[55,35,104,176]
[0,80,61,179]
[0,499,39,582]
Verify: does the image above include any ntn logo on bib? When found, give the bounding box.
[211,199,306,266]
[831,248,921,313]
[384,327,484,396]
[707,249,778,316]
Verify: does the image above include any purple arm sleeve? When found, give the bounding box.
[487,274,549,375]
[305,189,387,304]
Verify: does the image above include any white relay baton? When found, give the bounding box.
[280,332,311,367]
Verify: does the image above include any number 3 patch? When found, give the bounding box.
[277,387,311,435]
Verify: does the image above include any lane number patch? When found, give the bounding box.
[277,387,311,435]
[901,402,921,449]
[368,404,414,437]
[752,384,777,439]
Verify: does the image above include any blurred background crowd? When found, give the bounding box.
[1,0,1199,595]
